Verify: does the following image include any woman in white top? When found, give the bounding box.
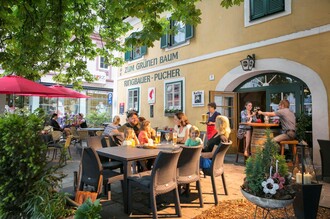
[173,112,191,144]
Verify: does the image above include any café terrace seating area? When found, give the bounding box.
[53,132,330,219]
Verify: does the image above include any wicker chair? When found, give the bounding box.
[317,139,330,181]
[177,145,203,207]
[77,147,123,200]
[202,141,232,205]
[87,136,123,171]
[127,148,183,219]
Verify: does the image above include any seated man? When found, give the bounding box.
[258,99,296,143]
[110,111,140,145]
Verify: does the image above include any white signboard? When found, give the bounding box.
[148,87,156,104]
[192,90,204,107]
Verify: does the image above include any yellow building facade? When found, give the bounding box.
[113,0,330,166]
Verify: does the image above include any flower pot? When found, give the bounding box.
[241,189,294,209]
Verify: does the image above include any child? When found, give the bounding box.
[138,120,152,145]
[185,126,203,146]
[122,127,139,147]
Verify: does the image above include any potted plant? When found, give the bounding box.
[74,198,102,219]
[164,109,182,117]
[86,111,111,127]
[241,129,295,210]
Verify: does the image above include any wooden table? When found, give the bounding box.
[80,127,104,136]
[240,123,280,154]
[97,145,178,213]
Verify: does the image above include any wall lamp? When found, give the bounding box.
[240,54,255,71]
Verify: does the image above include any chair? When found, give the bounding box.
[62,135,73,164]
[95,130,103,136]
[202,141,232,205]
[317,139,330,181]
[77,129,89,149]
[101,136,109,148]
[42,133,62,160]
[87,136,123,171]
[177,145,203,207]
[280,140,299,165]
[128,148,183,219]
[77,147,123,200]
[236,136,247,163]
[109,135,122,146]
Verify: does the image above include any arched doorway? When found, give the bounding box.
[215,58,328,167]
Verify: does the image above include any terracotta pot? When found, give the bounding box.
[241,189,294,209]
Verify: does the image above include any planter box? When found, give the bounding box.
[164,112,175,117]
[293,183,322,219]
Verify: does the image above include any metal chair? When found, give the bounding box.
[202,141,232,205]
[77,147,123,200]
[128,148,183,219]
[177,145,203,207]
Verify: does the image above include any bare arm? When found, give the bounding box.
[258,110,276,117]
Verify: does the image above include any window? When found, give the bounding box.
[127,87,140,112]
[250,0,285,21]
[124,33,147,61]
[160,20,194,49]
[164,80,183,112]
[99,56,108,69]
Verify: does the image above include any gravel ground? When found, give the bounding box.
[193,199,330,219]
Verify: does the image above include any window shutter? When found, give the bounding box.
[124,50,131,61]
[185,24,194,40]
[140,45,147,56]
[160,34,168,48]
[250,0,266,21]
[268,0,285,15]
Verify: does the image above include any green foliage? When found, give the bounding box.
[22,173,73,219]
[0,109,70,218]
[243,129,290,197]
[86,111,111,127]
[74,198,102,219]
[0,0,242,88]
[296,113,312,141]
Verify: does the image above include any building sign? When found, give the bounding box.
[148,87,156,104]
[124,51,179,73]
[108,92,113,104]
[93,72,107,84]
[192,90,204,107]
[124,68,181,87]
[119,102,125,115]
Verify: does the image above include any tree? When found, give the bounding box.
[0,0,243,88]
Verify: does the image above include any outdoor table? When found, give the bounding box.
[97,144,179,213]
[240,123,279,154]
[80,127,104,136]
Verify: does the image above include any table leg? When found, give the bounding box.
[123,161,133,214]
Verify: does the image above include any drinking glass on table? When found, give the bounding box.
[155,131,161,144]
[165,133,170,144]
[172,132,177,145]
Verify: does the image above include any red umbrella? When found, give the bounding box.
[0,75,66,96]
[49,85,90,98]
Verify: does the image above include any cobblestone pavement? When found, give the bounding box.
[56,144,330,219]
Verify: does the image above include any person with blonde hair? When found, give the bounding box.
[102,115,121,136]
[202,115,231,152]
[185,126,203,146]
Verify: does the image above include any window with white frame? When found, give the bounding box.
[99,56,108,69]
[160,19,194,49]
[245,0,291,27]
[127,87,140,113]
[164,80,183,112]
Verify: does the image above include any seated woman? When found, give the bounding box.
[75,113,87,128]
[173,112,191,144]
[50,113,71,136]
[200,115,231,169]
